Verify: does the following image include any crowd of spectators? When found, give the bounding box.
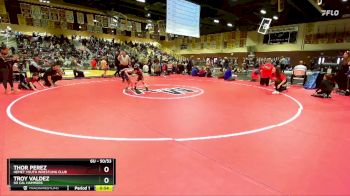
[0,32,349,97]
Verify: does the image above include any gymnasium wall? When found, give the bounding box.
[0,23,157,44]
[161,18,350,65]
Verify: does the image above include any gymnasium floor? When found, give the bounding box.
[1,75,350,195]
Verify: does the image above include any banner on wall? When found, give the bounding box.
[33,18,41,27]
[65,10,74,23]
[58,9,66,22]
[345,32,350,43]
[240,31,247,39]
[95,15,102,27]
[53,21,60,29]
[94,26,103,33]
[131,21,136,32]
[50,8,59,21]
[239,39,246,47]
[86,14,94,26]
[109,17,118,28]
[102,16,109,28]
[25,18,33,26]
[60,21,67,29]
[136,22,142,33]
[31,5,41,19]
[40,19,48,28]
[77,12,85,24]
[0,13,9,23]
[120,19,127,30]
[211,41,216,48]
[87,25,94,32]
[48,20,55,29]
[21,3,32,18]
[304,34,312,44]
[0,0,6,15]
[223,41,228,49]
[127,20,133,31]
[41,7,50,20]
[17,14,26,25]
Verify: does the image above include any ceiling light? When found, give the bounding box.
[136,0,145,3]
[342,0,348,2]
[227,23,233,27]
[273,15,278,20]
[260,9,267,14]
[146,13,151,17]
[213,19,219,23]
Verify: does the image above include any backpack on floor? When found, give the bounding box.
[304,71,319,89]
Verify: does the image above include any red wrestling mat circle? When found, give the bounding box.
[6,77,302,141]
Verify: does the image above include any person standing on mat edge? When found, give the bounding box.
[335,50,350,95]
[0,47,19,94]
[272,67,288,94]
[114,51,120,77]
[43,62,64,87]
[260,58,274,86]
[186,56,194,75]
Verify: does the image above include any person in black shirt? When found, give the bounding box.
[0,47,18,94]
[43,62,64,87]
[335,51,350,92]
[312,74,334,98]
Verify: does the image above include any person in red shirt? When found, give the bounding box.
[90,58,97,70]
[260,58,274,86]
[272,67,287,94]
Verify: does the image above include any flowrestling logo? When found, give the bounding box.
[321,10,340,16]
[123,85,204,99]
[318,0,340,17]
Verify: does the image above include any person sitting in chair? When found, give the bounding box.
[291,60,307,85]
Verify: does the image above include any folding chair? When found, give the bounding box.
[291,69,307,85]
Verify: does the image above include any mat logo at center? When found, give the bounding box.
[147,87,196,95]
[124,85,203,99]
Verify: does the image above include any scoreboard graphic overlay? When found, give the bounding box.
[7,158,116,191]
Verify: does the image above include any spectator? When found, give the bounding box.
[335,50,350,93]
[224,66,237,81]
[0,47,18,94]
[291,60,308,85]
[90,58,97,70]
[29,56,42,74]
[100,57,108,77]
[293,60,307,72]
[198,67,207,77]
[191,66,199,76]
[187,57,193,75]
